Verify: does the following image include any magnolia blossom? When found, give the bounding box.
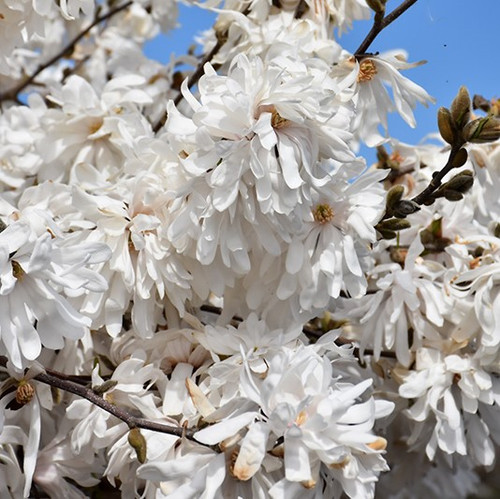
[186,331,393,498]
[73,178,193,338]
[277,162,386,311]
[2,0,500,496]
[0,213,110,368]
[448,234,500,358]
[332,51,435,146]
[341,235,450,366]
[35,75,152,182]
[397,347,499,466]
[166,53,361,267]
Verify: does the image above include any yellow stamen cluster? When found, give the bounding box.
[357,59,378,83]
[255,104,291,129]
[229,448,239,478]
[295,410,307,426]
[469,257,481,270]
[271,108,290,129]
[88,117,104,135]
[390,150,404,165]
[11,260,25,280]
[301,479,317,489]
[313,203,334,224]
[16,380,35,406]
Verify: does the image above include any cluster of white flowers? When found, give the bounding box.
[1,0,500,497]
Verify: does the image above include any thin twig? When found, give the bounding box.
[33,370,206,443]
[355,0,419,56]
[44,368,93,385]
[0,1,133,103]
[0,356,208,445]
[152,40,223,133]
[173,40,222,108]
[411,143,462,205]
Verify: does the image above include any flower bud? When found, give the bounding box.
[366,0,386,14]
[450,86,471,129]
[128,428,147,464]
[463,116,500,143]
[443,170,474,193]
[377,218,411,232]
[365,0,385,22]
[435,170,474,202]
[392,199,420,218]
[443,190,464,201]
[377,228,397,240]
[375,218,411,239]
[390,246,408,264]
[472,94,490,113]
[376,145,390,165]
[437,107,457,145]
[93,380,118,395]
[451,148,468,168]
[385,185,404,212]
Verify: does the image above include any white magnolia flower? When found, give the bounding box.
[166,53,371,315]
[343,234,450,366]
[167,53,361,274]
[74,175,194,338]
[0,0,56,75]
[398,347,500,466]
[0,213,110,369]
[0,362,55,497]
[138,441,226,498]
[34,433,104,499]
[448,235,500,358]
[36,75,152,182]
[332,51,434,146]
[276,163,386,311]
[58,0,94,20]
[192,343,393,498]
[0,104,43,192]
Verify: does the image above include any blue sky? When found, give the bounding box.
[145,0,499,160]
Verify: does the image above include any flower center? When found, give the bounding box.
[313,203,334,224]
[12,260,25,280]
[390,150,404,165]
[271,109,290,129]
[357,59,378,83]
[295,410,307,426]
[88,117,104,136]
[16,380,35,406]
[256,104,291,129]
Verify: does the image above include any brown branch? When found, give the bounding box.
[0,1,133,103]
[411,143,462,205]
[174,40,222,108]
[44,368,93,385]
[355,0,419,56]
[0,355,211,446]
[33,369,208,444]
[152,40,223,133]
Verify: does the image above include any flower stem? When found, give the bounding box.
[355,0,420,56]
